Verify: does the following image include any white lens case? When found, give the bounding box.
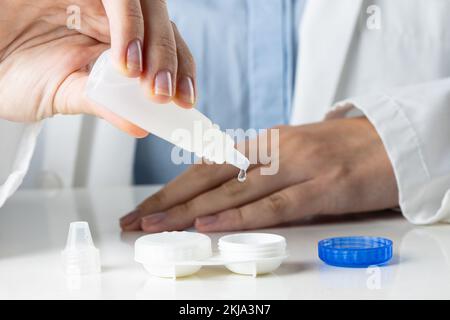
[135,231,288,279]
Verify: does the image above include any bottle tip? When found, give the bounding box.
[62,221,101,275]
[229,149,250,171]
[64,221,95,250]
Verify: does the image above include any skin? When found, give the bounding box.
[120,117,399,232]
[0,0,196,137]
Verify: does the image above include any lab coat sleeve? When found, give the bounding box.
[0,122,42,208]
[327,79,450,225]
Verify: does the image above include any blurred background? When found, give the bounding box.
[134,0,302,184]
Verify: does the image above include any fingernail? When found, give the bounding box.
[120,209,140,226]
[154,71,173,97]
[126,39,143,75]
[177,76,195,105]
[196,215,218,226]
[142,212,167,226]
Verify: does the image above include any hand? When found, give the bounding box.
[0,0,196,137]
[121,117,399,231]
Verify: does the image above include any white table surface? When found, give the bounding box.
[1,186,449,300]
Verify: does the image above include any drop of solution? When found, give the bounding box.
[238,169,247,183]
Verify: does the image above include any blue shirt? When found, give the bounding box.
[134,0,306,184]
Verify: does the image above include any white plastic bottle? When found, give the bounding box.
[86,50,250,172]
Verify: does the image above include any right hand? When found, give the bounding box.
[0,0,196,137]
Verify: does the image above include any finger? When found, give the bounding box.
[121,137,260,231]
[171,22,197,108]
[138,134,282,233]
[55,71,148,138]
[140,204,198,233]
[121,163,239,231]
[140,0,178,103]
[139,163,302,233]
[102,0,144,77]
[195,181,321,232]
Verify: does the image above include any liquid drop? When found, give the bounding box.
[238,169,247,183]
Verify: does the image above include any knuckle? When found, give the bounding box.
[122,3,144,30]
[328,163,353,182]
[265,193,289,218]
[170,21,196,73]
[154,35,177,59]
[190,163,207,178]
[323,165,360,212]
[155,0,168,7]
[176,200,196,216]
[126,6,144,21]
[233,207,246,228]
[325,164,361,199]
[290,130,308,146]
[221,180,245,198]
[144,189,167,210]
[297,135,325,158]
[305,143,326,159]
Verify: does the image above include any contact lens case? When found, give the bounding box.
[135,231,288,278]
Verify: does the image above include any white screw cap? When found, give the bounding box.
[62,222,101,275]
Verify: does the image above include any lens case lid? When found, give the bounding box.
[318,236,393,268]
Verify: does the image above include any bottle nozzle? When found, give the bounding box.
[62,222,101,275]
[227,148,250,171]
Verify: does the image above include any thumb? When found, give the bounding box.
[102,0,144,78]
[54,71,149,138]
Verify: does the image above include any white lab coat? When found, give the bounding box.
[1,0,449,224]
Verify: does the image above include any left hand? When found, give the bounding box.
[121,117,399,232]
